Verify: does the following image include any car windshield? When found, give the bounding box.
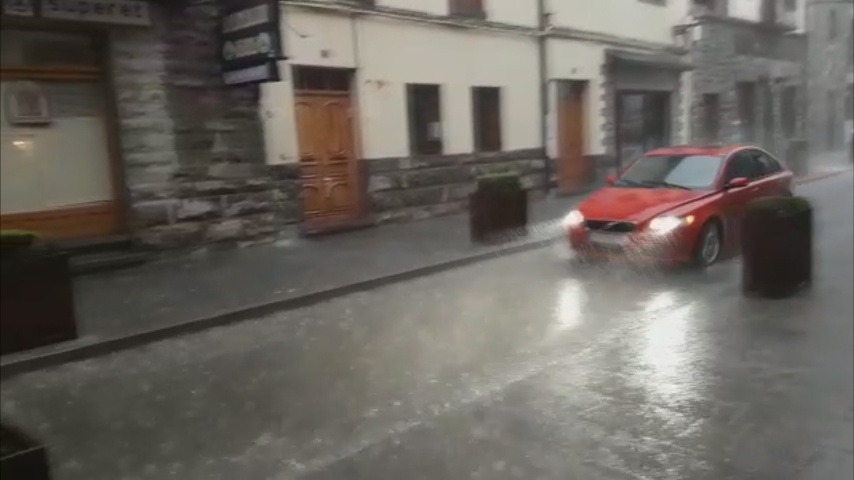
[615,154,723,190]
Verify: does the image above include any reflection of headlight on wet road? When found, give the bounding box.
[648,215,694,235]
[562,210,584,229]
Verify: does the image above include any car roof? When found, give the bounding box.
[644,144,753,157]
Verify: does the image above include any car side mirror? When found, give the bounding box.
[725,177,750,189]
[605,174,617,186]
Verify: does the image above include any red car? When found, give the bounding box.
[563,145,794,267]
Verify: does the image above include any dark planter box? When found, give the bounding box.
[469,188,529,243]
[1,423,51,480]
[1,249,78,356]
[742,199,812,298]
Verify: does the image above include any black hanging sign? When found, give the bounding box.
[219,0,284,86]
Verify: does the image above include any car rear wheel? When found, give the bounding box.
[694,222,722,268]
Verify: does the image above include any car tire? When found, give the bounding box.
[693,221,722,268]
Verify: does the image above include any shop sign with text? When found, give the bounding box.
[1,0,150,26]
[219,0,284,86]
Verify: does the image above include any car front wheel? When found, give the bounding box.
[693,222,722,268]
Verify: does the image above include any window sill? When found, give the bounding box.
[448,10,487,20]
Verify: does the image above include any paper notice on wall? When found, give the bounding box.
[428,122,441,141]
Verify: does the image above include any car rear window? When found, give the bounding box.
[618,155,724,190]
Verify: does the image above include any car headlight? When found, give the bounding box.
[648,215,695,234]
[562,210,584,229]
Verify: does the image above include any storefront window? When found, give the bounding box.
[0,30,113,226]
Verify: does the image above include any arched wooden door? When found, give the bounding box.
[295,91,360,229]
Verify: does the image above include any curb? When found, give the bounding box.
[0,235,559,380]
[2,168,849,379]
[794,168,851,185]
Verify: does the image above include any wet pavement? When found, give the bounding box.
[1,171,852,480]
[66,193,582,341]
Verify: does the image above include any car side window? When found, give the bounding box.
[756,152,783,175]
[741,150,767,180]
[724,152,755,181]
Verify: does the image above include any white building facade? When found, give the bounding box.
[543,0,694,189]
[259,0,693,231]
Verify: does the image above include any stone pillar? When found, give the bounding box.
[110,0,300,249]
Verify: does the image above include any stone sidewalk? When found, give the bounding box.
[66,193,581,343]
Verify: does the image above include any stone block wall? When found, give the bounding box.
[110,0,300,249]
[805,0,854,153]
[688,19,806,157]
[365,149,548,224]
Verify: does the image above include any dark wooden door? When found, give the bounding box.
[761,79,774,151]
[295,92,359,228]
[557,82,587,191]
[702,93,720,142]
[736,82,756,142]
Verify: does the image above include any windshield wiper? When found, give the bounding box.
[642,180,692,190]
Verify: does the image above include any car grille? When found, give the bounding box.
[585,219,636,233]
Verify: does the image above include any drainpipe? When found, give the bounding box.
[537,0,550,194]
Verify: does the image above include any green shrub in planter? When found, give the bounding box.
[476,173,522,193]
[0,230,41,253]
[745,195,811,215]
[742,196,813,298]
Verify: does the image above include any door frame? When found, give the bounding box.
[556,79,588,192]
[292,66,366,232]
[0,26,127,240]
[614,89,672,170]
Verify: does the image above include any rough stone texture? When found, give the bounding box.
[364,149,548,224]
[805,0,854,153]
[110,0,300,249]
[687,17,806,157]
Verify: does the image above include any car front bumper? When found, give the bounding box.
[567,227,695,263]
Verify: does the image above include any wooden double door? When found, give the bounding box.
[294,90,361,230]
[293,66,362,231]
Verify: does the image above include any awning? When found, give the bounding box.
[606,49,694,71]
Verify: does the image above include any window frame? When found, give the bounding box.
[828,9,837,41]
[406,83,443,156]
[471,85,502,153]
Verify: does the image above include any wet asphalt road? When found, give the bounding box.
[1,172,852,480]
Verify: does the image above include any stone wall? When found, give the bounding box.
[110,0,300,249]
[688,18,806,157]
[365,149,548,223]
[805,0,854,153]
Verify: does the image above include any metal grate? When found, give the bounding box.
[585,220,636,233]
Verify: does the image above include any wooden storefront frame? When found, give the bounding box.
[0,25,129,241]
